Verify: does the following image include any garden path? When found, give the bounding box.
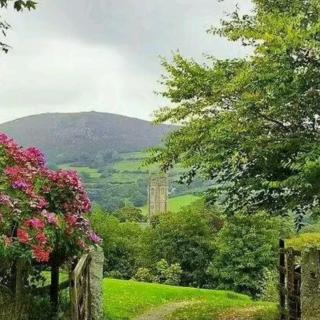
[134,301,195,320]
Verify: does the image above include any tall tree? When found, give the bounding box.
[0,0,37,53]
[149,0,320,228]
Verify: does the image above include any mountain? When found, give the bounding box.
[0,112,176,164]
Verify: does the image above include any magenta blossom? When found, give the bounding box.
[90,232,102,244]
[12,180,30,190]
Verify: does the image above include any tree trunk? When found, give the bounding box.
[15,259,24,314]
[50,258,60,316]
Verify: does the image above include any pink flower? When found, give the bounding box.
[66,214,78,226]
[36,232,47,245]
[41,210,58,226]
[0,194,13,207]
[26,218,45,230]
[36,198,48,210]
[12,180,30,190]
[17,229,29,244]
[24,147,46,167]
[32,246,51,263]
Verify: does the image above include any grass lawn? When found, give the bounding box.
[140,194,201,215]
[103,278,278,320]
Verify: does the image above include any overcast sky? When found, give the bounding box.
[0,0,252,124]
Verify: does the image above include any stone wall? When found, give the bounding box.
[89,246,104,320]
[301,249,320,320]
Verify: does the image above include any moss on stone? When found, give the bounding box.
[286,233,320,251]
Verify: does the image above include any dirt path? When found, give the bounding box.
[134,301,194,320]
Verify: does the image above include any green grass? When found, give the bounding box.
[103,278,278,320]
[58,164,101,179]
[168,300,278,320]
[140,194,201,215]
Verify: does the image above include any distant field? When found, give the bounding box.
[103,278,278,320]
[120,151,147,160]
[140,194,201,215]
[113,159,157,173]
[58,164,101,179]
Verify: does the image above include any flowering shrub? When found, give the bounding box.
[0,133,101,264]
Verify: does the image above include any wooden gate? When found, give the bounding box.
[70,254,92,320]
[279,240,301,320]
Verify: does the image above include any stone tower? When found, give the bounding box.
[148,173,168,218]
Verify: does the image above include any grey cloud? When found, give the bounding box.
[0,0,252,123]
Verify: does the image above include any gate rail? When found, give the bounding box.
[70,254,92,320]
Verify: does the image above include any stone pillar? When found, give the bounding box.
[301,249,320,320]
[89,246,104,320]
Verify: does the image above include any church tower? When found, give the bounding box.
[148,173,168,219]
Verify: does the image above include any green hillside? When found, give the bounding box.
[0,112,177,164]
[104,278,278,320]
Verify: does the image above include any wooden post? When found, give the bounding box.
[279,239,286,320]
[287,249,296,320]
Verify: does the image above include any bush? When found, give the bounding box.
[134,268,154,283]
[154,259,182,285]
[106,270,123,279]
[134,260,182,286]
[259,269,279,302]
[164,263,182,286]
[155,259,169,283]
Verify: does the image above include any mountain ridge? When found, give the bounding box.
[0,111,176,164]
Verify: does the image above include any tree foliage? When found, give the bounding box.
[0,0,37,53]
[149,0,320,228]
[113,206,146,223]
[144,201,221,287]
[208,212,283,297]
[90,209,142,279]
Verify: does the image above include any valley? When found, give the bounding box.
[0,112,205,213]
[58,151,205,213]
